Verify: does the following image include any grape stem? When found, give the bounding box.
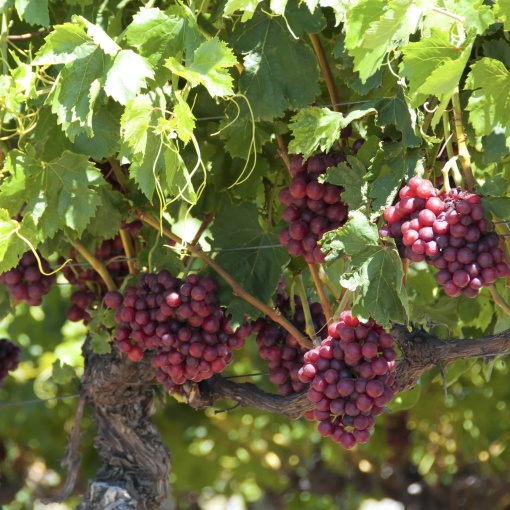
[318,265,340,300]
[138,211,313,349]
[72,240,117,292]
[309,34,340,113]
[295,275,318,345]
[451,87,476,191]
[119,229,137,275]
[334,289,353,320]
[107,157,130,193]
[308,263,332,325]
[488,287,510,318]
[276,134,291,172]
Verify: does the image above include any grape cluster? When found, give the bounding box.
[62,223,142,322]
[252,291,327,396]
[0,339,21,385]
[278,154,348,264]
[0,252,55,306]
[106,271,251,392]
[298,311,398,449]
[380,177,510,297]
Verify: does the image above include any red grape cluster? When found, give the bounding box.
[298,311,398,449]
[106,271,251,392]
[62,223,142,322]
[0,339,21,385]
[380,177,510,297]
[252,292,327,396]
[278,154,348,263]
[0,252,55,306]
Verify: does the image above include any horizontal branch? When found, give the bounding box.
[181,326,510,417]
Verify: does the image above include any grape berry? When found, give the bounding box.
[278,154,348,263]
[0,251,55,306]
[106,271,251,392]
[0,339,21,386]
[299,311,398,449]
[380,177,510,297]
[252,287,327,396]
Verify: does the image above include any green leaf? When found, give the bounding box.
[0,150,104,237]
[481,197,510,218]
[32,22,95,65]
[15,0,49,27]
[465,58,510,142]
[324,157,368,212]
[493,0,510,31]
[482,40,510,69]
[86,187,125,241]
[481,131,509,165]
[72,106,121,159]
[89,330,112,354]
[400,28,474,113]
[121,94,154,155]
[223,0,263,21]
[345,0,423,82]
[478,175,509,197]
[159,97,196,146]
[209,203,290,324]
[104,50,154,105]
[165,38,237,97]
[50,47,109,140]
[129,130,164,200]
[163,145,197,205]
[52,360,75,385]
[0,210,37,273]
[374,88,421,147]
[321,211,408,327]
[232,14,320,120]
[288,107,376,159]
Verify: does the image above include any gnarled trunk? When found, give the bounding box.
[77,341,171,510]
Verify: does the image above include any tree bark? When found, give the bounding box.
[77,341,171,510]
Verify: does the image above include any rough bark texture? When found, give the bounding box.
[77,342,171,510]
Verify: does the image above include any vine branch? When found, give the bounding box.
[309,34,340,112]
[138,211,313,349]
[308,263,332,325]
[451,87,476,191]
[183,326,510,417]
[72,240,117,292]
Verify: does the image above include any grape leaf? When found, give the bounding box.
[32,22,96,65]
[288,107,376,159]
[223,0,262,21]
[52,360,75,384]
[86,187,125,241]
[208,203,290,324]
[324,157,368,212]
[104,50,154,105]
[120,94,154,155]
[465,58,510,142]
[0,210,38,273]
[165,38,237,97]
[374,88,421,147]
[232,14,320,120]
[72,106,121,159]
[128,130,164,200]
[321,210,408,327]
[49,47,109,141]
[0,150,104,238]
[400,28,474,115]
[14,0,49,27]
[478,175,509,197]
[482,40,510,69]
[481,197,510,218]
[345,0,423,82]
[89,330,112,354]
[493,0,510,31]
